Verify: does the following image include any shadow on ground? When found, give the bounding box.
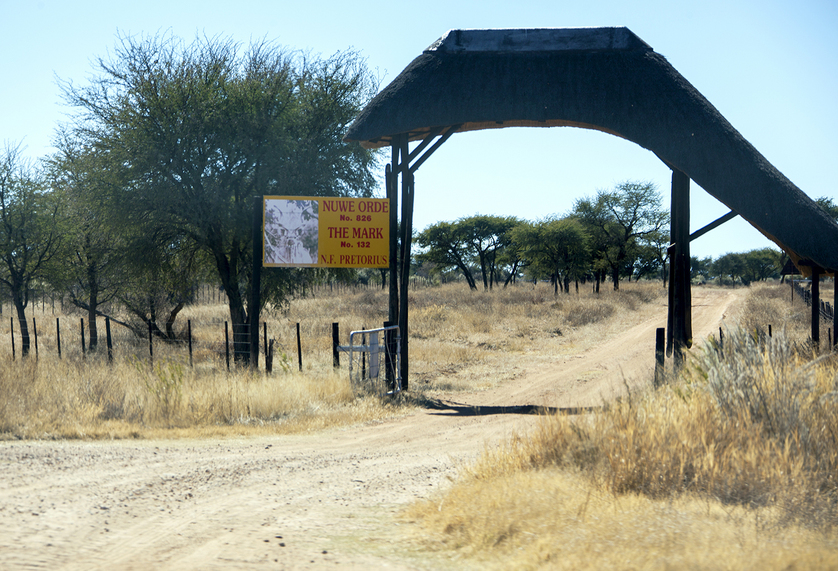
[418,398,599,417]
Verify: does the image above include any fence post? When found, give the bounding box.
[106,317,113,363]
[187,320,193,368]
[296,322,302,372]
[332,322,340,368]
[10,317,15,361]
[33,318,38,359]
[81,318,86,360]
[225,321,230,372]
[56,317,61,359]
[654,328,665,388]
[361,331,366,380]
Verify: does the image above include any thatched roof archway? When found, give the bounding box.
[345,27,838,274]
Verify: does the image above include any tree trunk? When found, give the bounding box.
[87,303,98,351]
[12,293,29,357]
[457,262,478,290]
[166,301,185,339]
[479,252,489,291]
[213,245,251,365]
[611,265,620,290]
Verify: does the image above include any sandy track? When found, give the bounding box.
[0,288,743,570]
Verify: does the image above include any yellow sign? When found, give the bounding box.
[263,196,390,268]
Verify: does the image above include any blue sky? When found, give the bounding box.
[2,0,836,259]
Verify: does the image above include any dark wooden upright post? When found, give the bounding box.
[296,322,303,371]
[187,319,193,368]
[833,276,837,348]
[654,327,665,388]
[386,144,400,390]
[105,317,113,363]
[332,322,340,368]
[387,150,399,329]
[398,134,413,391]
[667,169,692,367]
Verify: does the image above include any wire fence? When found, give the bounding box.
[792,280,835,323]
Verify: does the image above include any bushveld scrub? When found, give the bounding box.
[405,282,838,569]
[0,280,664,439]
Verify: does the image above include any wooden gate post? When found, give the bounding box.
[667,168,692,367]
[398,140,414,390]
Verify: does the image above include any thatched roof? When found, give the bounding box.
[345,27,838,274]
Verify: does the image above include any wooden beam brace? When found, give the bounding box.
[689,210,738,243]
[409,124,461,173]
[407,127,444,165]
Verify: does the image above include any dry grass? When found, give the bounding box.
[404,469,838,570]
[0,280,664,439]
[405,282,838,568]
[0,356,407,440]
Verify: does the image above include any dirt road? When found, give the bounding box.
[0,288,743,570]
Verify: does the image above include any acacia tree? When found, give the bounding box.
[740,248,782,284]
[62,34,379,359]
[0,144,61,356]
[457,215,519,290]
[47,137,129,349]
[574,181,669,290]
[511,217,590,295]
[713,253,746,286]
[416,221,478,289]
[632,229,670,284]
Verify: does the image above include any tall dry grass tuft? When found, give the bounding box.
[736,281,813,344]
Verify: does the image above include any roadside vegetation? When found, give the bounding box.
[0,280,664,439]
[404,282,838,569]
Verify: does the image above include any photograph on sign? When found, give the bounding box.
[263,196,389,268]
[264,199,319,265]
